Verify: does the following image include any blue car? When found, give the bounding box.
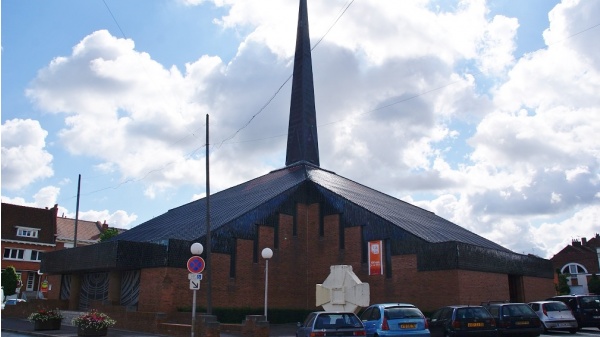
[361,303,430,337]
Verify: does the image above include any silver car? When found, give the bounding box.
[296,311,366,337]
[528,301,577,334]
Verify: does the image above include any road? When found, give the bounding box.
[1,327,599,337]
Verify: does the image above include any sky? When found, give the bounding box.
[2,0,599,260]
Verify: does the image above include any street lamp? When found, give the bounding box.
[190,243,203,337]
[261,248,273,321]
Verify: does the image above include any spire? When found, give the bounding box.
[285,0,320,167]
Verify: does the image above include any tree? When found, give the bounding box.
[588,273,600,294]
[1,266,19,297]
[556,271,571,295]
[99,227,119,242]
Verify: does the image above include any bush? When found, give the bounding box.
[588,273,600,294]
[1,266,19,297]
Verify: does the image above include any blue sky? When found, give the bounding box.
[2,0,599,259]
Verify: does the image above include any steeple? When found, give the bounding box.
[285,0,320,167]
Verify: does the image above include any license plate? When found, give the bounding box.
[515,321,529,325]
[400,324,416,329]
[468,323,484,327]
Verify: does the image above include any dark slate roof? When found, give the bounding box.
[114,164,510,253]
[285,0,320,167]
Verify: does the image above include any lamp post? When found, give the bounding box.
[190,243,203,337]
[261,248,273,321]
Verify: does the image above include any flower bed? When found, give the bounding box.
[72,310,116,336]
[28,309,64,330]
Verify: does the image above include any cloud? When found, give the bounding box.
[1,119,54,190]
[11,0,600,259]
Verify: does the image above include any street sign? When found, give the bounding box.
[188,273,203,280]
[187,256,205,274]
[190,279,201,290]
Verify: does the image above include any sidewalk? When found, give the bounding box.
[1,317,297,337]
[1,316,168,336]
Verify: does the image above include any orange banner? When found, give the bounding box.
[368,240,383,275]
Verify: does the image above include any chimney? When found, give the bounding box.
[102,220,108,231]
[582,237,587,245]
[572,239,581,246]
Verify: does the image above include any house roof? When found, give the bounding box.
[1,203,58,244]
[114,163,510,253]
[56,217,126,243]
[56,217,103,242]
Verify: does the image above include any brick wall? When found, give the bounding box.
[53,201,555,315]
[551,248,600,274]
[522,275,556,302]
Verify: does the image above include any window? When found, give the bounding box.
[30,250,42,261]
[3,248,24,260]
[561,263,587,275]
[16,227,39,238]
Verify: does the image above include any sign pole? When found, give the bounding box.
[189,243,204,337]
[191,289,197,337]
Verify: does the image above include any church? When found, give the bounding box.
[42,0,554,315]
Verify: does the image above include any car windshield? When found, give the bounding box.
[456,307,492,319]
[544,302,569,311]
[386,307,423,319]
[505,304,536,316]
[580,296,600,309]
[315,313,362,329]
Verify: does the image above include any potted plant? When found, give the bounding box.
[28,308,63,330]
[72,310,116,336]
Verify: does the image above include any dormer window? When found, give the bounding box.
[16,226,40,238]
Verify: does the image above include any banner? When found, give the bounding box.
[368,240,383,275]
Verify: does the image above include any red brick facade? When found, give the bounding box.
[1,203,59,298]
[96,202,557,314]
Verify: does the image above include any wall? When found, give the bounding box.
[51,201,555,314]
[522,275,556,301]
[133,201,554,314]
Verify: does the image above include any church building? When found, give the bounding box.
[42,0,554,315]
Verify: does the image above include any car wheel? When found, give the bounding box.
[569,329,577,334]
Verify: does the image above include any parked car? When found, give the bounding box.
[4,298,26,305]
[428,305,497,337]
[297,311,366,337]
[547,295,600,330]
[481,302,541,337]
[527,301,577,333]
[360,303,430,337]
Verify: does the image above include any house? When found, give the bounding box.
[41,0,554,316]
[1,203,58,300]
[550,234,600,294]
[56,215,124,248]
[1,202,121,300]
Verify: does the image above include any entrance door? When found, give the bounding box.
[508,275,524,302]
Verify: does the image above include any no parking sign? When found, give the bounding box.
[187,256,205,274]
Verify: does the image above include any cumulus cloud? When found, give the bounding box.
[1,119,54,190]
[5,0,599,258]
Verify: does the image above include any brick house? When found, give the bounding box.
[41,0,555,317]
[1,203,58,300]
[550,234,600,294]
[1,202,121,300]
